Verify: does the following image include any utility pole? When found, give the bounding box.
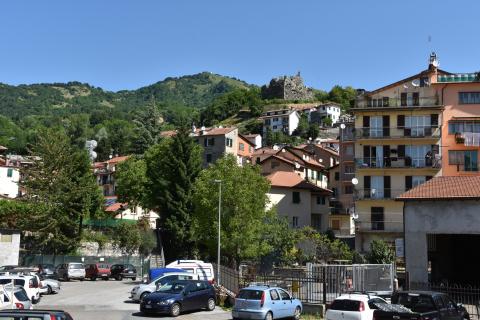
[214,179,222,286]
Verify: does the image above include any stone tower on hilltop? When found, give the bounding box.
[261,72,314,101]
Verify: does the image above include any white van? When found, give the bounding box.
[165,260,215,283]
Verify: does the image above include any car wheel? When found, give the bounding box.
[170,303,181,317]
[47,285,53,295]
[102,277,108,281]
[91,276,96,281]
[140,292,150,302]
[132,277,136,281]
[80,278,84,282]
[265,311,273,320]
[116,275,123,281]
[32,296,41,304]
[293,306,301,320]
[207,298,216,311]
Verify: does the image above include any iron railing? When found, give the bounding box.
[355,126,441,139]
[356,157,441,169]
[354,188,406,200]
[355,96,440,109]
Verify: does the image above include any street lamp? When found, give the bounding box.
[213,179,222,286]
[351,178,359,220]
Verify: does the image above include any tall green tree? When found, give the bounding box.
[192,155,274,268]
[115,156,148,211]
[21,129,104,254]
[144,125,203,260]
[132,103,163,154]
[328,85,357,111]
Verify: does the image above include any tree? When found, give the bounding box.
[192,155,273,268]
[366,239,395,264]
[265,127,274,146]
[307,123,320,139]
[21,129,104,254]
[144,125,203,261]
[115,156,148,210]
[294,114,309,137]
[328,85,357,112]
[323,117,333,127]
[132,103,163,154]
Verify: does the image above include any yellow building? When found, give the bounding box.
[353,54,445,252]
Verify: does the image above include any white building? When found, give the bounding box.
[259,109,300,139]
[312,103,342,125]
[0,166,20,198]
[243,134,262,150]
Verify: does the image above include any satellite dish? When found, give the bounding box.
[411,79,420,87]
[432,59,439,67]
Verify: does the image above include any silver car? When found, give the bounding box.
[130,273,197,302]
[39,277,60,295]
[56,263,85,281]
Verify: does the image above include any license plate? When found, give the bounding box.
[129,271,134,273]
[102,274,107,276]
[145,305,152,309]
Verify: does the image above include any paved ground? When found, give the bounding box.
[37,279,231,320]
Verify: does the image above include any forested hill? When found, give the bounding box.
[0,72,254,121]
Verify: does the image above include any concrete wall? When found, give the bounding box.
[0,231,20,266]
[404,200,480,285]
[0,167,20,198]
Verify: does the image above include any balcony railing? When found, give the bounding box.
[354,188,406,200]
[355,96,440,109]
[355,126,441,139]
[356,156,441,169]
[354,220,404,233]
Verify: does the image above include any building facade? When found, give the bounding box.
[353,55,444,252]
[259,109,300,140]
[193,127,239,167]
[0,166,20,198]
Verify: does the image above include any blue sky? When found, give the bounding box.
[1,1,479,92]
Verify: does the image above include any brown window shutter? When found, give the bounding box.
[384,176,391,198]
[426,175,433,181]
[398,145,405,158]
[413,92,419,106]
[405,176,412,190]
[431,114,439,127]
[397,115,405,128]
[383,97,389,107]
[401,93,407,106]
[363,116,370,128]
[383,115,390,137]
[383,145,391,167]
[364,176,371,188]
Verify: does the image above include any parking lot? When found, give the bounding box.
[37,279,232,320]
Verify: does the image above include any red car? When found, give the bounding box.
[85,263,111,281]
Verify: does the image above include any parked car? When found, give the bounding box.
[0,285,33,310]
[0,275,41,304]
[0,266,17,273]
[56,263,86,282]
[373,291,470,320]
[148,268,186,282]
[35,264,56,279]
[110,264,136,281]
[325,293,388,320]
[85,263,111,281]
[130,272,197,302]
[166,260,215,283]
[39,276,60,295]
[140,280,216,317]
[232,285,302,320]
[0,309,74,319]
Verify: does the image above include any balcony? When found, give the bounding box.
[354,188,406,200]
[354,96,440,109]
[438,73,480,83]
[356,156,441,169]
[354,220,403,233]
[355,126,441,139]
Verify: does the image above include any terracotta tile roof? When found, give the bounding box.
[260,154,296,166]
[105,202,127,212]
[194,127,236,136]
[107,156,129,164]
[160,130,177,137]
[266,171,332,194]
[0,145,7,151]
[253,147,279,157]
[397,176,480,201]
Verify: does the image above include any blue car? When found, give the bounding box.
[232,285,302,320]
[140,280,216,317]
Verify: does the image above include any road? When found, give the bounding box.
[37,279,231,320]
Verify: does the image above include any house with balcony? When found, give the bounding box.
[352,53,446,253]
[259,109,300,140]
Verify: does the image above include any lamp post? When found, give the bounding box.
[213,179,222,286]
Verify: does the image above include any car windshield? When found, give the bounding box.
[69,263,84,269]
[157,282,187,294]
[237,289,263,300]
[395,294,436,313]
[0,279,25,287]
[329,299,362,311]
[14,289,29,301]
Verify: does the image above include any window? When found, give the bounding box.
[273,125,277,130]
[448,121,480,134]
[345,185,353,194]
[331,219,340,230]
[371,207,384,230]
[292,216,299,228]
[270,289,280,300]
[292,192,300,203]
[412,176,426,188]
[264,119,271,125]
[278,289,291,300]
[370,116,383,137]
[0,234,12,242]
[459,92,480,104]
[206,154,212,163]
[449,150,478,171]
[406,145,432,167]
[334,172,340,181]
[237,289,263,300]
[345,165,354,173]
[239,143,244,151]
[204,138,215,146]
[311,214,322,231]
[317,196,326,205]
[255,157,261,165]
[226,138,233,147]
[273,117,279,122]
[7,168,13,178]
[405,116,431,137]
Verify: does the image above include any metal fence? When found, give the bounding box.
[214,263,394,305]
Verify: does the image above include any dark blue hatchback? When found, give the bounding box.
[140,280,216,317]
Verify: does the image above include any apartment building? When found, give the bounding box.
[353,53,445,252]
[259,109,300,139]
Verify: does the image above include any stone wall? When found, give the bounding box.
[261,74,314,101]
[78,241,139,257]
[0,230,20,266]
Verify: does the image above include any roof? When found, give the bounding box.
[397,176,480,201]
[259,154,296,166]
[160,130,177,138]
[238,134,256,146]
[266,171,331,193]
[449,117,480,121]
[258,109,297,119]
[105,202,127,212]
[0,145,7,151]
[107,156,129,164]
[194,127,236,136]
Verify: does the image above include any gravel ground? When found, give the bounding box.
[37,279,232,320]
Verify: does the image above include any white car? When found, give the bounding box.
[1,285,33,310]
[166,260,215,283]
[130,272,197,302]
[326,294,388,320]
[0,275,41,304]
